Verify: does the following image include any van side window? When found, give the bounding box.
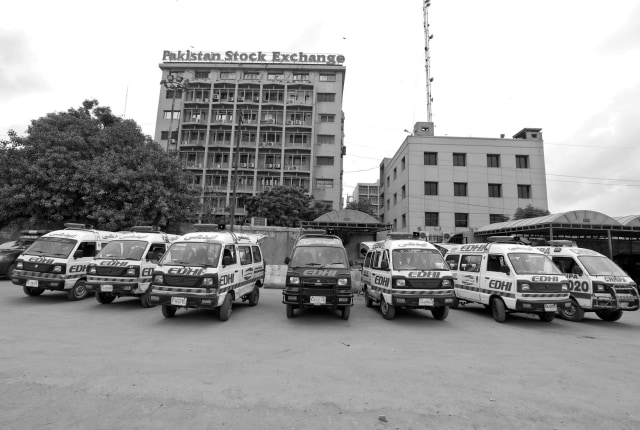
[373,251,382,268]
[460,255,481,272]
[552,257,575,274]
[238,246,252,265]
[381,250,390,268]
[78,241,97,258]
[223,245,237,264]
[251,246,262,263]
[364,251,373,268]
[445,254,459,270]
[486,255,504,272]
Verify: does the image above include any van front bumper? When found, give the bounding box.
[515,298,571,313]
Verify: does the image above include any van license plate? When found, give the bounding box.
[26,280,38,287]
[419,298,434,306]
[544,304,557,312]
[310,296,325,305]
[101,285,113,292]
[171,297,187,306]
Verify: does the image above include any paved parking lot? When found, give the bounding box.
[1,279,639,430]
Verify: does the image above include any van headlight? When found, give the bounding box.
[16,261,23,269]
[202,277,215,286]
[521,283,530,291]
[441,279,451,287]
[153,274,164,283]
[337,278,349,286]
[289,276,300,285]
[53,265,63,273]
[395,279,406,287]
[87,266,96,274]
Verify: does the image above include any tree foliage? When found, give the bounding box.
[0,100,199,231]
[345,199,376,217]
[513,204,551,220]
[244,186,331,227]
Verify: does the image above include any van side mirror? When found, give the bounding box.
[284,257,290,265]
[572,266,583,275]
[500,265,510,275]
[73,250,84,259]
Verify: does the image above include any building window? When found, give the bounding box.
[455,213,469,228]
[424,152,438,166]
[243,71,259,80]
[316,156,334,166]
[393,168,397,179]
[317,134,335,144]
[319,73,336,82]
[401,157,406,170]
[518,185,532,199]
[424,181,438,196]
[394,219,397,230]
[195,71,210,79]
[163,110,180,120]
[386,176,390,187]
[488,184,502,198]
[487,154,500,168]
[317,93,335,102]
[165,89,183,99]
[490,214,508,224]
[454,182,468,197]
[293,73,309,81]
[319,114,335,123]
[160,131,178,141]
[394,193,397,205]
[220,71,236,80]
[315,178,334,189]
[453,153,466,166]
[402,214,406,228]
[425,212,439,227]
[516,155,530,168]
[267,72,284,80]
[401,185,406,199]
[386,199,390,209]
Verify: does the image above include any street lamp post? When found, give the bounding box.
[160,74,190,151]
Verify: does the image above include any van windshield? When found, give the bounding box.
[392,249,447,270]
[290,246,348,268]
[97,240,147,260]
[25,237,77,258]
[161,242,222,267]
[508,253,562,275]
[578,256,628,277]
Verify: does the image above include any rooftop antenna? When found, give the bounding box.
[423,1,434,123]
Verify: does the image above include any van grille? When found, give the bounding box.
[96,267,128,276]
[530,282,563,293]
[22,262,53,273]
[403,278,442,289]
[164,275,201,288]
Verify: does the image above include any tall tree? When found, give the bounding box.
[244,186,330,227]
[346,199,376,217]
[0,100,199,230]
[513,204,551,220]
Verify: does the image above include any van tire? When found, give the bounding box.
[286,304,295,318]
[96,292,116,304]
[538,312,555,322]
[219,294,232,321]
[248,286,260,306]
[558,298,584,322]
[364,288,374,308]
[380,297,396,320]
[161,304,177,318]
[341,306,351,320]
[491,297,506,323]
[595,309,624,322]
[7,263,15,278]
[140,289,155,308]
[431,306,449,321]
[23,286,45,296]
[67,280,88,301]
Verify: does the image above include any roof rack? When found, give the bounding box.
[129,225,160,233]
[487,235,531,245]
[64,223,93,230]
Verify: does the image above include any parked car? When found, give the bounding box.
[0,230,50,279]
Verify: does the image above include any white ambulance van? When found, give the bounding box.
[445,240,571,322]
[536,241,639,322]
[12,223,120,300]
[148,229,265,321]
[85,226,180,307]
[360,233,456,320]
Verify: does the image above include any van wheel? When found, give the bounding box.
[7,263,15,278]
[219,294,233,321]
[248,286,260,306]
[431,306,449,321]
[140,289,155,308]
[558,298,584,322]
[96,292,116,304]
[380,297,396,320]
[538,312,555,322]
[161,304,177,318]
[364,288,374,308]
[491,297,506,323]
[341,306,351,320]
[23,286,45,296]
[595,309,624,322]
[286,304,295,318]
[67,280,88,301]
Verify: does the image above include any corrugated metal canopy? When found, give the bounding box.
[301,209,392,232]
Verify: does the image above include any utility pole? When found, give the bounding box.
[229,110,243,232]
[423,0,434,123]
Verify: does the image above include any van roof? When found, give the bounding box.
[295,234,343,247]
[180,231,264,244]
[371,239,440,251]
[114,231,180,243]
[43,228,120,241]
[537,246,604,257]
[448,242,543,254]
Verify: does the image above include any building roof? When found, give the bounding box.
[301,209,391,232]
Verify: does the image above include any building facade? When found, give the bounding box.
[352,180,381,216]
[380,122,549,238]
[154,50,346,222]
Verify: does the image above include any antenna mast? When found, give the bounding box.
[423,1,433,123]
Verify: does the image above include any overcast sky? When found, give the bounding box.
[3,0,640,217]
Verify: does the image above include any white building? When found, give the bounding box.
[380,122,549,238]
